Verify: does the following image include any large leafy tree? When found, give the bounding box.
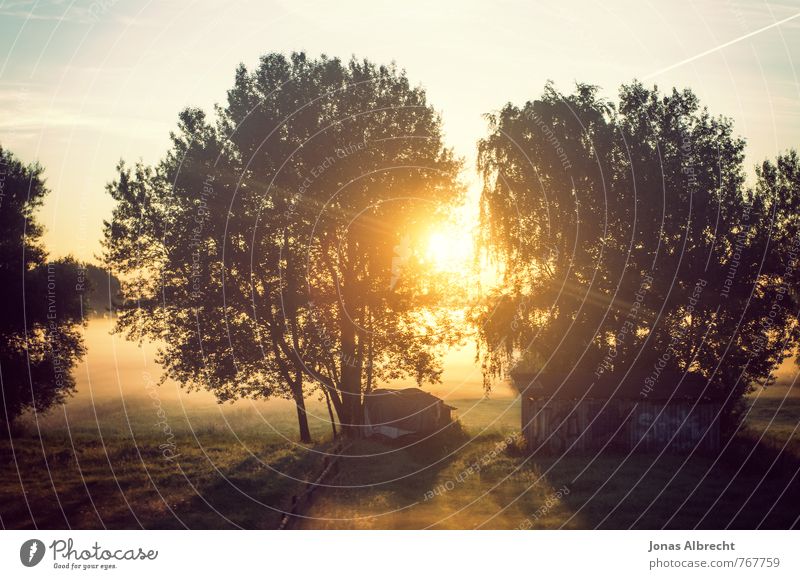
[753,151,800,371]
[0,146,86,434]
[104,53,462,439]
[476,82,799,430]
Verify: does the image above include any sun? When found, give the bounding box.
[425,227,474,274]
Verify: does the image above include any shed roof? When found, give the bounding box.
[365,388,455,415]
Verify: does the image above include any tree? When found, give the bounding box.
[475,82,800,431]
[81,263,122,317]
[752,151,800,373]
[0,146,87,435]
[103,52,462,439]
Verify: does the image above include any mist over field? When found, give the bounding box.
[19,318,516,439]
[17,317,795,457]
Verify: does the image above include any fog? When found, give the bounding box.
[58,317,795,424]
[67,318,513,412]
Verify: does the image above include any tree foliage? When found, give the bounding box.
[0,146,86,433]
[103,52,462,439]
[476,82,800,429]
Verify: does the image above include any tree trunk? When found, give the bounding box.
[323,389,338,439]
[338,277,364,438]
[291,377,312,443]
[339,325,363,437]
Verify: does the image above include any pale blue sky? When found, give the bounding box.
[1,0,799,261]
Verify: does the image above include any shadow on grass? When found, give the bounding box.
[523,431,799,529]
[0,434,336,530]
[296,421,472,529]
[154,440,338,529]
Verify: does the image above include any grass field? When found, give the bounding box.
[0,395,337,529]
[297,389,800,529]
[1,319,797,530]
[1,386,798,529]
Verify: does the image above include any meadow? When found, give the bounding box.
[1,320,797,529]
[2,386,797,529]
[297,387,800,530]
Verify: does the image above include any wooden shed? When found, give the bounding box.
[514,371,722,454]
[362,388,454,439]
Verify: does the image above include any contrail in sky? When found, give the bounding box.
[643,11,800,79]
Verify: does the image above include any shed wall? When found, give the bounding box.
[522,398,720,454]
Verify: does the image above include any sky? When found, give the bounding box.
[1,0,799,262]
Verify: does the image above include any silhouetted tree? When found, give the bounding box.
[0,146,86,435]
[103,53,462,439]
[752,151,800,372]
[475,82,800,431]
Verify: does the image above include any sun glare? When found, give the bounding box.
[425,228,474,274]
